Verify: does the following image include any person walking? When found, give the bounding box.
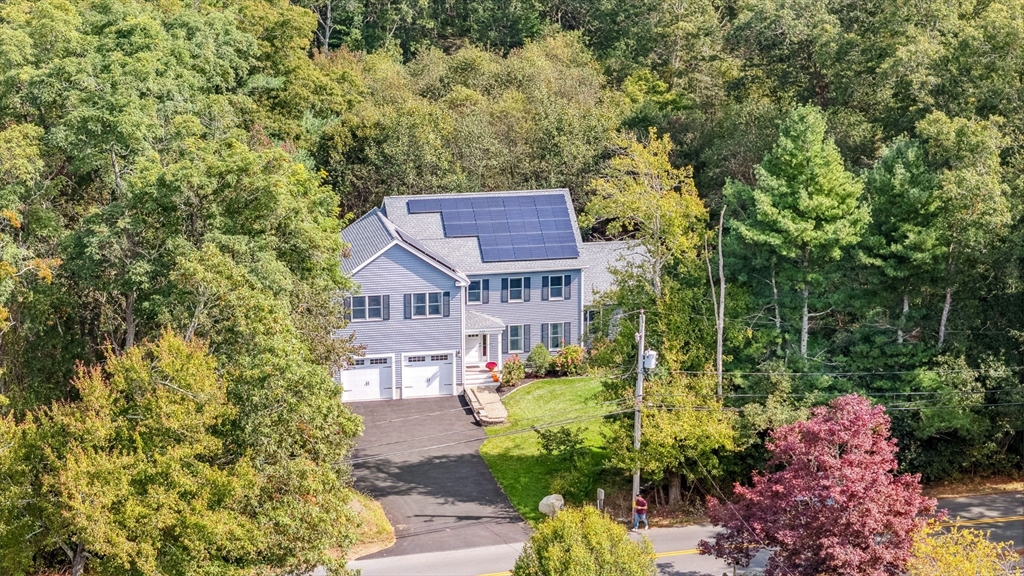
[632,492,649,531]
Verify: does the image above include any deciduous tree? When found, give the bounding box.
[699,394,937,576]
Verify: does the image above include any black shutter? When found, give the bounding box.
[482,279,490,304]
[524,324,531,350]
[501,278,509,302]
[524,277,531,302]
[540,323,549,350]
[563,321,572,345]
[564,275,572,300]
[382,295,390,320]
[541,276,549,301]
[343,297,352,321]
[404,294,412,319]
[502,326,509,354]
[442,292,451,317]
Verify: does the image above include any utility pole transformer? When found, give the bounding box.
[632,310,646,505]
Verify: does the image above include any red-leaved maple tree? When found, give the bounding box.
[698,394,938,576]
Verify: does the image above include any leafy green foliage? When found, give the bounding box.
[512,506,656,576]
[527,343,552,376]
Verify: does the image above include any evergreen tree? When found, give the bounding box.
[726,105,868,359]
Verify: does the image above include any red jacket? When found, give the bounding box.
[634,497,648,514]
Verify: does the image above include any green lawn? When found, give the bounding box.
[479,376,611,524]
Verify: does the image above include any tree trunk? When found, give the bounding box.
[800,284,809,358]
[938,287,952,348]
[716,207,726,399]
[71,542,86,576]
[770,266,781,330]
[898,294,909,344]
[125,291,137,349]
[668,471,682,507]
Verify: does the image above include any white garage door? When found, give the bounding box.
[341,357,393,402]
[402,353,455,398]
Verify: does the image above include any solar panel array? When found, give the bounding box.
[407,194,580,262]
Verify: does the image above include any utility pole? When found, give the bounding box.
[632,310,646,506]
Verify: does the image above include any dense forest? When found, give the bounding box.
[0,0,1022,573]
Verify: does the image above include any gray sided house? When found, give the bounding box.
[337,189,626,402]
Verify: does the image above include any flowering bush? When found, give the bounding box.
[552,344,586,376]
[501,354,526,387]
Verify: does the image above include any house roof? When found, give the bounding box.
[579,240,634,305]
[465,310,506,331]
[340,208,469,284]
[342,191,630,295]
[381,189,589,274]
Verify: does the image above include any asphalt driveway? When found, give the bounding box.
[348,396,531,558]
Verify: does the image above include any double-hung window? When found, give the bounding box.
[352,295,383,321]
[509,325,524,353]
[548,322,563,350]
[468,280,482,303]
[412,292,443,317]
[549,275,564,299]
[508,277,524,302]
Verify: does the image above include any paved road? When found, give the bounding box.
[349,491,1023,576]
[348,396,530,558]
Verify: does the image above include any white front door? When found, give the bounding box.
[340,357,393,402]
[402,353,455,398]
[466,335,483,364]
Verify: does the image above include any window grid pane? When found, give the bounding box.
[428,292,442,315]
[549,323,562,349]
[509,278,523,301]
[368,295,382,319]
[352,296,366,320]
[509,325,523,352]
[468,280,481,303]
[550,276,563,299]
[413,293,427,317]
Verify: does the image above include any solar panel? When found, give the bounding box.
[408,194,579,262]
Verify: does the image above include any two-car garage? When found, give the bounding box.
[341,351,455,402]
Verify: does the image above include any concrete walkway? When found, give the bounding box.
[348,396,531,558]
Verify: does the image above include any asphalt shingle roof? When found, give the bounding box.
[465,310,506,331]
[382,189,589,274]
[343,190,630,298]
[579,240,635,305]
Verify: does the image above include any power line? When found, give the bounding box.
[644,387,1024,400]
[656,367,1024,377]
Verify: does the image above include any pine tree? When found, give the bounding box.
[726,105,868,358]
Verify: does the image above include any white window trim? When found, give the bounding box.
[508,277,524,302]
[351,295,385,322]
[549,323,563,351]
[467,280,482,304]
[508,324,525,353]
[412,291,443,318]
[548,275,564,300]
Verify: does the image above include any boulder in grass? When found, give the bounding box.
[539,494,564,517]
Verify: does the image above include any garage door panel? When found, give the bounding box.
[402,353,454,398]
[341,357,393,401]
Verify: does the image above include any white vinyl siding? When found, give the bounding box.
[338,244,463,393]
